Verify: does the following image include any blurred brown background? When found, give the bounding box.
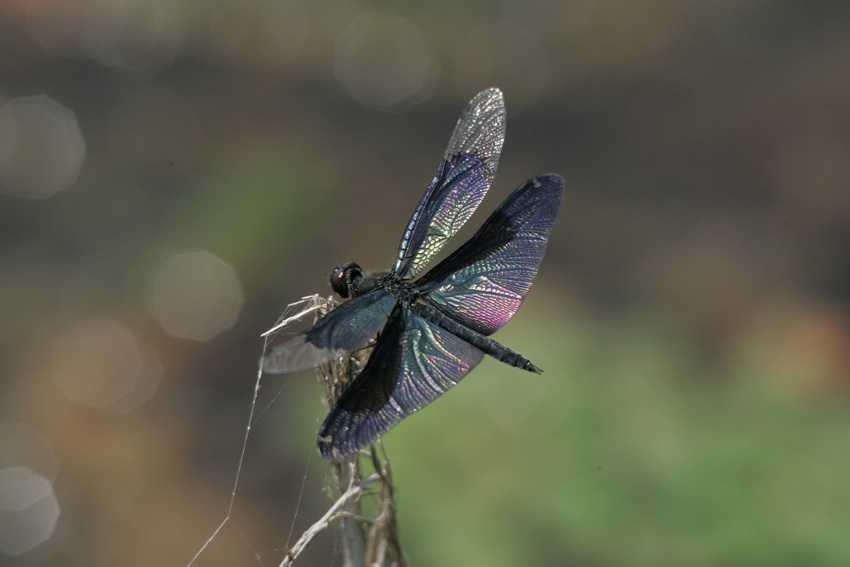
[1,1,849,566]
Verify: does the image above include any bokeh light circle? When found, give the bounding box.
[0,467,60,556]
[0,95,85,199]
[50,318,161,412]
[335,12,438,112]
[147,250,245,341]
[27,0,181,71]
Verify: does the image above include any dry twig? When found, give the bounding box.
[279,473,380,567]
[270,295,405,567]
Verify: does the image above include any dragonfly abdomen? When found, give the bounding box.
[408,302,542,374]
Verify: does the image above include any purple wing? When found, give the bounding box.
[418,174,564,335]
[392,88,505,280]
[317,305,484,458]
[261,290,396,374]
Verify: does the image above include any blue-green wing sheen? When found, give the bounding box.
[261,290,396,374]
[317,305,484,458]
[420,175,564,335]
[393,88,505,279]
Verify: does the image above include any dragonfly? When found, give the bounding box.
[262,88,563,459]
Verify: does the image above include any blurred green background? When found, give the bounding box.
[1,1,849,566]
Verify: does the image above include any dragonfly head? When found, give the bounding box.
[329,262,363,298]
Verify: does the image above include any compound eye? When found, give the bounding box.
[329,266,349,298]
[329,262,362,298]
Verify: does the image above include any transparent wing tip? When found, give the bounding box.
[260,334,338,374]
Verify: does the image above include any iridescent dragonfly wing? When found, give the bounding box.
[393,88,505,280]
[317,304,484,458]
[418,174,564,335]
[261,289,396,374]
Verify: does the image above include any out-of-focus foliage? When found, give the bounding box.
[0,1,848,566]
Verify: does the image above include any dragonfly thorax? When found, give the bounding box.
[329,262,422,304]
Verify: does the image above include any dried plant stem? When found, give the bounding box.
[332,458,366,567]
[320,297,405,567]
[278,473,380,567]
[275,295,405,567]
[365,447,403,566]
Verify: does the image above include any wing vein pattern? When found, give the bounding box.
[421,174,564,335]
[393,88,506,279]
[317,305,484,458]
[261,290,395,373]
